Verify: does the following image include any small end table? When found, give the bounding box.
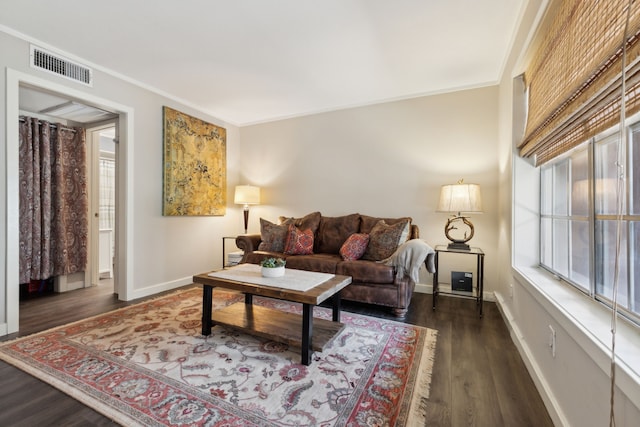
[432,245,485,317]
[221,236,237,269]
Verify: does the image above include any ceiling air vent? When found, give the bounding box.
[30,45,93,86]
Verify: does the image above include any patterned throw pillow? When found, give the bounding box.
[284,224,314,255]
[362,220,410,261]
[339,233,370,261]
[257,218,292,252]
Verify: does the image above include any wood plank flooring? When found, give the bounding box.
[0,283,554,426]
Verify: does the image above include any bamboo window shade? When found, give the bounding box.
[519,0,640,165]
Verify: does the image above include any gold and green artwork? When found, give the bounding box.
[163,106,226,216]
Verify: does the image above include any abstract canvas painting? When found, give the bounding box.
[163,106,226,216]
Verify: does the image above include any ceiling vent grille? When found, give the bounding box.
[30,45,93,86]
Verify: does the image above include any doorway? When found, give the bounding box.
[5,68,135,335]
[17,93,118,299]
[87,124,118,293]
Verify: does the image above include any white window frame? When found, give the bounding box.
[539,121,640,325]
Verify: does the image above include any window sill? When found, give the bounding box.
[512,266,640,407]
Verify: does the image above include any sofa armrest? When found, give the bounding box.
[236,234,262,254]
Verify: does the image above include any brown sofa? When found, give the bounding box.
[235,212,426,317]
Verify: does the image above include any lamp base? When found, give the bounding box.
[443,216,474,251]
[447,242,471,251]
[243,206,250,234]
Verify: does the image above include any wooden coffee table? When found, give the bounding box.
[193,266,352,365]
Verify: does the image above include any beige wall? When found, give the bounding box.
[239,86,500,290]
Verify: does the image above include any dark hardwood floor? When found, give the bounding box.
[0,283,553,426]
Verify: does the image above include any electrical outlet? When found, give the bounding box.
[548,325,556,358]
[509,284,513,299]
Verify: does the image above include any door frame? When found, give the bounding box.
[5,68,134,334]
[86,123,117,289]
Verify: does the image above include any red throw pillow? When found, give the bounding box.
[339,233,370,261]
[284,224,314,255]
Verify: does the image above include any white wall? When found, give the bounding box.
[496,0,640,425]
[1,30,243,334]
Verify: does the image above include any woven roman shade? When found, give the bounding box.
[519,0,640,165]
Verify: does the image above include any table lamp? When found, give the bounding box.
[234,185,260,234]
[436,180,482,250]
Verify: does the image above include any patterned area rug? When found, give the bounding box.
[0,288,437,426]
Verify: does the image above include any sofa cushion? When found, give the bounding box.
[284,224,314,255]
[284,253,340,274]
[359,214,412,234]
[339,233,369,261]
[257,218,292,252]
[244,250,287,266]
[336,260,396,284]
[362,219,410,261]
[315,214,361,254]
[279,211,322,235]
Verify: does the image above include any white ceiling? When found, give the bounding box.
[1,0,526,126]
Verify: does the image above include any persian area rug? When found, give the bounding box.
[0,288,437,426]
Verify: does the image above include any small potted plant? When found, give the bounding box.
[260,257,286,277]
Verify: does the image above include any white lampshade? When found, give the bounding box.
[437,183,483,214]
[234,185,261,205]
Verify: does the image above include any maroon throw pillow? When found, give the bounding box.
[284,224,314,255]
[339,233,370,261]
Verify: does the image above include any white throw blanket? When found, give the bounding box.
[381,239,436,282]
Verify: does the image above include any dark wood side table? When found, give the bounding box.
[432,245,485,317]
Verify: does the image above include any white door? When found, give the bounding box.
[86,123,117,289]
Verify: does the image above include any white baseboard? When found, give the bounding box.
[0,322,7,336]
[99,270,113,279]
[54,273,86,292]
[414,283,432,294]
[127,276,194,301]
[495,292,568,427]
[414,282,495,302]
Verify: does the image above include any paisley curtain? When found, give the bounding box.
[19,116,88,284]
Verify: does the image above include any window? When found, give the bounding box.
[540,121,640,323]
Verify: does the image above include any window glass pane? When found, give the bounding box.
[595,137,620,215]
[632,128,640,215]
[553,219,569,277]
[570,220,590,290]
[539,125,640,324]
[595,220,628,307]
[541,218,552,267]
[541,167,553,215]
[571,149,589,216]
[554,162,568,216]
